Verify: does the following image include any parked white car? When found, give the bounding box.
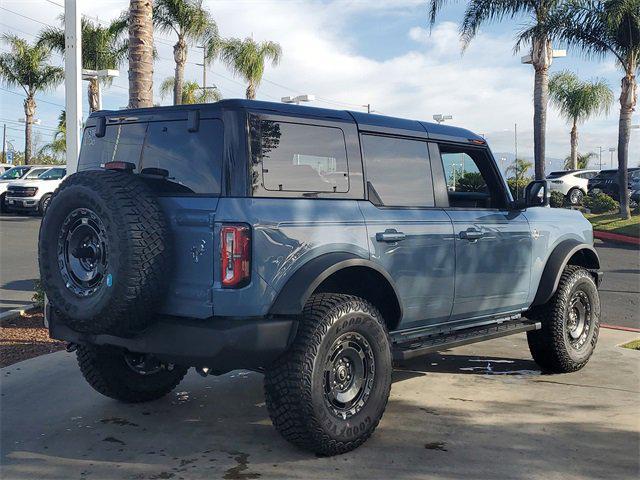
[0,165,52,212]
[5,166,67,215]
[546,169,600,205]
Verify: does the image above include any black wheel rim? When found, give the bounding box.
[567,290,591,348]
[42,196,51,212]
[124,353,163,375]
[323,331,375,420]
[57,208,109,297]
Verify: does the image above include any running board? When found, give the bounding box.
[392,320,541,361]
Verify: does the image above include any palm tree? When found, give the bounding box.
[506,158,534,199]
[546,0,639,218]
[38,16,128,112]
[154,0,217,105]
[428,0,566,180]
[128,0,154,108]
[563,151,597,170]
[549,71,614,169]
[0,35,63,164]
[40,110,67,157]
[217,37,282,99]
[159,77,221,104]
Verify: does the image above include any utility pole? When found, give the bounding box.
[64,0,82,174]
[598,146,603,170]
[2,124,5,163]
[196,45,206,91]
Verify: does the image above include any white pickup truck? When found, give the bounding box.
[5,166,67,215]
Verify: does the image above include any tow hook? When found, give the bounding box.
[65,342,78,353]
[196,366,210,377]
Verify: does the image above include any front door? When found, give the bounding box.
[437,145,532,321]
[359,134,455,330]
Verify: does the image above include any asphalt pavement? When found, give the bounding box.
[0,215,41,314]
[1,213,637,328]
[1,329,638,480]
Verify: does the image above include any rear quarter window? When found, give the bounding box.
[250,117,349,195]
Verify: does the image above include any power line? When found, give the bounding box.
[0,87,65,108]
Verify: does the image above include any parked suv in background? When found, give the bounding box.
[588,167,640,199]
[6,166,66,215]
[546,169,599,205]
[40,100,602,455]
[0,165,51,212]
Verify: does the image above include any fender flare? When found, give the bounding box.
[532,239,601,307]
[269,252,402,317]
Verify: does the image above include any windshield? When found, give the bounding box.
[39,168,66,180]
[594,170,617,179]
[25,168,49,179]
[0,166,29,180]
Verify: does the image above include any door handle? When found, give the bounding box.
[376,230,406,243]
[459,228,483,241]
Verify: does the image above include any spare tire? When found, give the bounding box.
[39,170,171,336]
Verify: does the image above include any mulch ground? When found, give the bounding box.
[0,309,65,368]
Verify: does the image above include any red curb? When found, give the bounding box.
[593,230,640,246]
[601,324,640,333]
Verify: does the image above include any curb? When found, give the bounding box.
[602,324,640,333]
[0,303,38,322]
[593,230,640,246]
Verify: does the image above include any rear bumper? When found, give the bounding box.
[47,306,297,372]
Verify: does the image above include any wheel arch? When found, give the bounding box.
[532,239,601,307]
[269,252,403,331]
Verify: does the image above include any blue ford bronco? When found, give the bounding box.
[39,100,602,455]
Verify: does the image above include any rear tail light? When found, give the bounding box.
[220,224,251,288]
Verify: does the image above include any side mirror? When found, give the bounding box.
[524,180,550,208]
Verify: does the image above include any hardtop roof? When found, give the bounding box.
[91,98,483,142]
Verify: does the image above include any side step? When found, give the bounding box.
[392,319,541,361]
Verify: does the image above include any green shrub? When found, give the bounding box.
[507,177,531,200]
[584,193,619,214]
[32,279,45,308]
[456,172,486,192]
[550,191,566,208]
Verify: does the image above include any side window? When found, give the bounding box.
[250,117,349,193]
[439,145,507,209]
[79,123,148,171]
[40,168,66,180]
[361,134,434,207]
[140,119,223,195]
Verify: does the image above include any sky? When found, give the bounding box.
[0,0,638,171]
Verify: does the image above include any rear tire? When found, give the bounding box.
[527,266,600,373]
[76,345,188,403]
[0,192,6,213]
[567,188,584,205]
[264,294,392,456]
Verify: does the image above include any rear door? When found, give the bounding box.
[359,133,455,330]
[78,117,225,318]
[435,144,532,320]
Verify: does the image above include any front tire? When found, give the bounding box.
[527,266,600,373]
[76,345,188,403]
[38,193,52,216]
[264,294,392,456]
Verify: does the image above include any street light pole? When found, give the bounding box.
[609,147,616,168]
[598,146,603,170]
[65,0,82,174]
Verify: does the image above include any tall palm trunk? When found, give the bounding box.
[128,0,154,108]
[23,95,36,165]
[88,78,100,112]
[570,119,578,170]
[173,37,187,105]
[246,82,256,100]
[617,71,636,220]
[531,37,553,181]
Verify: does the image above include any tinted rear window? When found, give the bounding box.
[547,171,567,178]
[79,119,223,195]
